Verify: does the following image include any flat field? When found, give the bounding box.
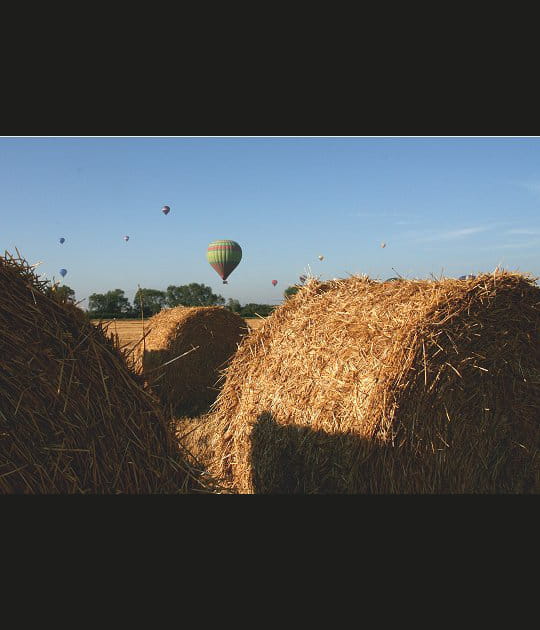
[92,317,265,351]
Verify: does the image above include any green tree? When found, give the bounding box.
[166,283,225,307]
[133,288,167,317]
[284,286,300,300]
[226,298,242,313]
[88,289,132,318]
[240,303,275,317]
[45,283,76,304]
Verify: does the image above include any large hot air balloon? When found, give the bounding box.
[162,205,170,215]
[59,237,65,244]
[272,280,278,287]
[206,240,242,284]
[59,269,67,278]
[318,255,324,261]
[123,235,130,242]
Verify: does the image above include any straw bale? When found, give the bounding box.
[0,253,207,494]
[137,306,249,417]
[178,272,540,493]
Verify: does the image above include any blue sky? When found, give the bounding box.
[1,136,540,309]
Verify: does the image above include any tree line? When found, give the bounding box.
[85,283,278,319]
[46,282,302,319]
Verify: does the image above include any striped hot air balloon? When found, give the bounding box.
[162,205,170,215]
[206,239,242,284]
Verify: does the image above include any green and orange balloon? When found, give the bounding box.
[206,239,242,284]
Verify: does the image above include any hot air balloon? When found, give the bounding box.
[299,275,307,284]
[59,237,65,244]
[272,280,278,287]
[381,242,386,248]
[318,255,324,261]
[123,235,130,242]
[162,205,170,215]
[59,269,67,278]
[206,240,242,284]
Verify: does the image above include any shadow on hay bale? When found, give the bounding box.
[136,306,249,417]
[177,272,540,494]
[0,252,207,494]
[248,413,538,494]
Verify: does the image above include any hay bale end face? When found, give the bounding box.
[181,273,540,494]
[138,306,249,417]
[0,253,205,494]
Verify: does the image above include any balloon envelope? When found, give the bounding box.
[206,240,242,283]
[59,237,65,244]
[299,275,307,283]
[59,269,67,278]
[162,206,170,215]
[318,255,324,261]
[272,280,278,287]
[381,242,386,248]
[123,235,130,242]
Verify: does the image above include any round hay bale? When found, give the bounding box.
[180,273,540,494]
[137,306,249,417]
[0,253,206,494]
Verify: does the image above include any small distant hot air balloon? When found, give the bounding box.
[123,235,130,242]
[272,280,278,287]
[299,275,307,284]
[206,239,242,284]
[59,269,67,278]
[59,237,65,244]
[162,205,170,215]
[318,255,324,261]
[381,242,386,248]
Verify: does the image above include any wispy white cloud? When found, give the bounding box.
[506,228,540,235]
[499,239,540,249]
[474,233,540,252]
[408,225,496,243]
[347,211,420,220]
